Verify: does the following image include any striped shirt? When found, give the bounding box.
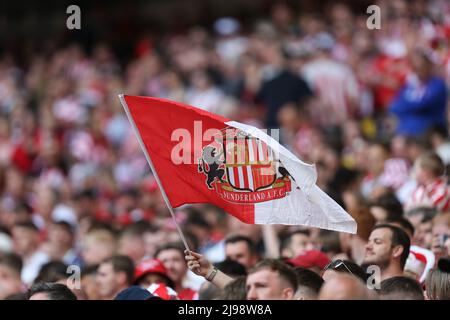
[406,177,450,211]
[379,158,410,190]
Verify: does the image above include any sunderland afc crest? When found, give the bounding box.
[198,127,292,203]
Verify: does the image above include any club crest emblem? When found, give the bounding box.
[198,127,292,203]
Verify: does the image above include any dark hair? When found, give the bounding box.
[13,221,39,233]
[405,136,432,151]
[328,167,362,194]
[101,255,135,285]
[0,225,11,236]
[438,258,450,273]
[426,124,448,140]
[181,229,200,253]
[120,221,153,238]
[371,224,411,269]
[225,235,256,255]
[384,217,415,238]
[73,188,96,201]
[405,207,437,224]
[155,242,185,260]
[34,261,68,284]
[279,230,310,253]
[4,292,28,300]
[214,259,247,277]
[28,282,77,300]
[294,267,324,295]
[0,253,23,275]
[87,221,118,235]
[371,193,403,219]
[185,208,212,229]
[380,276,424,300]
[81,264,99,277]
[248,259,298,291]
[51,220,74,235]
[318,230,342,254]
[14,202,33,216]
[324,259,369,283]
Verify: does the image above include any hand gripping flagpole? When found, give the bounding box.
[119,94,191,252]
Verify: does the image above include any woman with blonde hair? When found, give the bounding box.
[425,258,450,300]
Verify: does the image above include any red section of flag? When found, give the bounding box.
[123,95,255,223]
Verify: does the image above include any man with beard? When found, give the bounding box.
[362,224,410,282]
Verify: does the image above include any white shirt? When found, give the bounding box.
[301,58,359,125]
[185,87,226,115]
[22,250,50,285]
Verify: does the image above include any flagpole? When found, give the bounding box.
[118,94,191,252]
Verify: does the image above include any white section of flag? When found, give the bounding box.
[228,167,235,186]
[246,165,254,191]
[226,120,357,234]
[237,166,245,189]
[248,139,255,162]
[226,121,317,192]
[257,139,265,162]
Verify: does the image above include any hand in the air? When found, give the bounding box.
[184,250,214,278]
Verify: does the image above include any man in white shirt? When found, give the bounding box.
[11,222,49,285]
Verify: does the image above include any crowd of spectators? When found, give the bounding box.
[1,0,450,300]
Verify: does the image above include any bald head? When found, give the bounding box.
[318,274,374,300]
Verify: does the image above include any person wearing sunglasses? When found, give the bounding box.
[322,259,368,283]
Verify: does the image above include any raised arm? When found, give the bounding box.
[184,250,234,289]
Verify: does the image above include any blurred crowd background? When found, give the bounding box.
[1,0,450,300]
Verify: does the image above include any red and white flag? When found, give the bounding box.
[119,95,356,234]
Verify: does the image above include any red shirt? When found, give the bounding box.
[177,288,198,300]
[372,55,409,110]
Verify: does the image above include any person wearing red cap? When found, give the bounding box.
[287,250,330,274]
[133,257,175,289]
[280,230,315,259]
[155,243,198,300]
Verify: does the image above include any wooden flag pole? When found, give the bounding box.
[119,94,191,252]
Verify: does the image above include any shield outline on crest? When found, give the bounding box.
[221,129,277,192]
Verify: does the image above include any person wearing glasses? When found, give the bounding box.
[322,259,368,283]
